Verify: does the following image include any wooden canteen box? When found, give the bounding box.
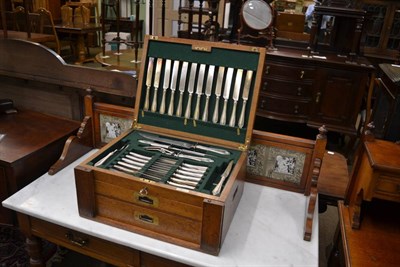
[74,36,265,255]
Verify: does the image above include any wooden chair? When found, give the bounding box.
[11,5,26,31]
[70,4,91,56]
[61,4,73,26]
[246,126,327,241]
[34,8,61,55]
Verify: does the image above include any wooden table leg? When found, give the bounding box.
[17,213,45,267]
[76,34,86,64]
[26,236,45,267]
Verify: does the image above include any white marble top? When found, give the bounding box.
[3,150,318,266]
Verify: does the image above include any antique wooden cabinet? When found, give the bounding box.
[74,36,265,255]
[258,47,375,136]
[372,63,400,141]
[346,128,400,229]
[0,109,80,225]
[361,0,400,60]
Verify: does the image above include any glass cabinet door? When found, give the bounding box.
[362,0,400,58]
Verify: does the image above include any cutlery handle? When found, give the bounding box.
[193,95,201,120]
[168,91,175,116]
[212,96,220,123]
[144,86,151,111]
[184,94,193,119]
[212,176,226,195]
[159,89,167,114]
[229,101,237,127]
[202,96,210,122]
[151,88,158,112]
[220,99,228,125]
[176,92,183,117]
[238,100,247,128]
[196,145,230,155]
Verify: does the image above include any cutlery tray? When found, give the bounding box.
[74,36,265,255]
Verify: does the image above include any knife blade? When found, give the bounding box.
[139,132,230,155]
[212,66,225,123]
[212,160,234,195]
[220,67,234,125]
[168,60,180,116]
[184,63,198,119]
[193,64,206,120]
[159,59,171,114]
[151,58,163,112]
[143,57,154,111]
[229,69,243,127]
[176,61,189,117]
[238,70,253,128]
[202,65,215,122]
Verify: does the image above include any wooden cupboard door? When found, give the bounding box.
[309,68,366,135]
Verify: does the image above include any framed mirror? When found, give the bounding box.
[242,0,273,30]
[238,0,275,48]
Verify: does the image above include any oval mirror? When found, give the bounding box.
[242,0,273,30]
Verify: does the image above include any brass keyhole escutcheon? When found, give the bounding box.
[139,187,148,196]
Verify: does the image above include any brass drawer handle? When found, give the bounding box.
[297,87,302,96]
[65,232,88,247]
[300,70,305,79]
[315,92,321,103]
[134,211,159,225]
[294,105,299,114]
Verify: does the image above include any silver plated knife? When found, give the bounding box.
[212,160,234,195]
[159,59,171,114]
[229,69,243,127]
[168,60,180,116]
[184,63,198,119]
[193,64,206,120]
[238,70,253,128]
[143,57,154,111]
[151,58,163,112]
[202,65,215,122]
[212,66,225,123]
[220,67,234,125]
[176,61,189,117]
[139,132,230,155]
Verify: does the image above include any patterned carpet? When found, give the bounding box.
[0,225,29,267]
[0,225,60,267]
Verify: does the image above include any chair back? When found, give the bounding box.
[12,6,26,31]
[34,8,61,54]
[74,5,90,25]
[61,4,73,26]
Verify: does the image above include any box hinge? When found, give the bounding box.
[238,138,250,151]
[149,35,159,40]
[132,119,142,130]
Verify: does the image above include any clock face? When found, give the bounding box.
[242,0,273,30]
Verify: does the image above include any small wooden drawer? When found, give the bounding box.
[95,176,203,221]
[258,95,310,117]
[264,62,316,81]
[30,217,139,266]
[96,195,202,244]
[262,78,313,98]
[374,175,400,201]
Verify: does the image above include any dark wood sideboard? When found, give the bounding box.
[259,47,375,137]
[0,110,80,225]
[372,63,400,141]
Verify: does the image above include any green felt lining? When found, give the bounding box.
[138,39,262,144]
[88,131,241,195]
